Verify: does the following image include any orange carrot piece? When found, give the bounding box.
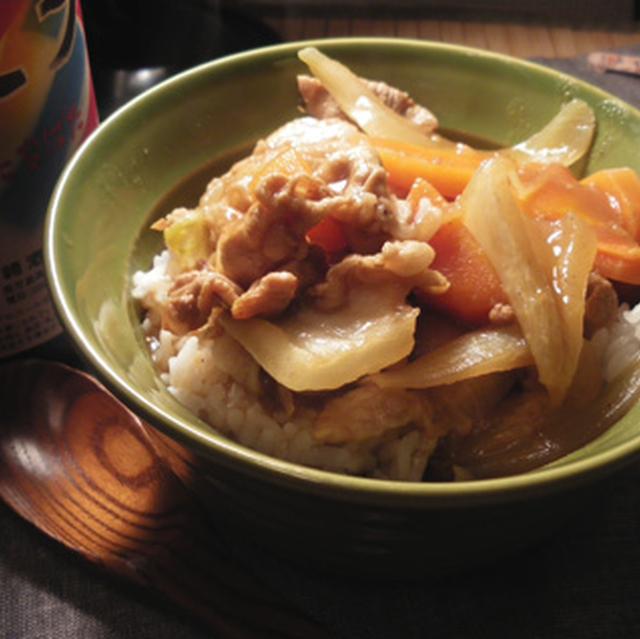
[407,178,506,324]
[419,218,508,325]
[581,167,640,241]
[306,216,348,254]
[371,137,485,199]
[520,164,640,285]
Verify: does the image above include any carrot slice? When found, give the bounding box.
[415,162,640,324]
[520,164,640,285]
[306,216,348,253]
[406,179,506,324]
[581,167,640,241]
[371,137,485,199]
[419,218,508,325]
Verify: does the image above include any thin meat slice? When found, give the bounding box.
[231,271,299,320]
[164,267,241,334]
[314,383,434,444]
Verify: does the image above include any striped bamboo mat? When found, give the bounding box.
[264,15,640,58]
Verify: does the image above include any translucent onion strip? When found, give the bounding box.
[297,47,452,150]
[530,214,599,396]
[462,157,597,404]
[298,48,595,169]
[449,343,640,479]
[370,324,533,389]
[220,286,419,392]
[505,99,595,168]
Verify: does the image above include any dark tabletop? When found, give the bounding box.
[3,47,640,639]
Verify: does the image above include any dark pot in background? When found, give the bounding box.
[82,0,280,117]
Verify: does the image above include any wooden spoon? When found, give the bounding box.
[0,359,328,639]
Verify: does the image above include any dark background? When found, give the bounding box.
[4,2,640,637]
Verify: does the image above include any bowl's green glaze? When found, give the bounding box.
[46,38,640,575]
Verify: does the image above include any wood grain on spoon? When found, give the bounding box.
[0,360,329,639]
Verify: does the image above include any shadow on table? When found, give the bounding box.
[242,463,640,639]
[3,461,640,639]
[0,503,209,639]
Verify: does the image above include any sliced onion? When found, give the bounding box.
[297,47,452,150]
[462,157,597,404]
[219,285,418,392]
[298,48,595,170]
[449,343,640,479]
[505,99,595,167]
[530,214,598,393]
[370,324,532,390]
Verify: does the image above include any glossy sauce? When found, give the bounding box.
[147,128,498,220]
[448,357,640,478]
[142,129,640,481]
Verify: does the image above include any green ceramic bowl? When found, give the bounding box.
[46,38,640,576]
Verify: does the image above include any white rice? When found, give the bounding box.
[133,250,640,481]
[159,329,435,479]
[132,251,435,480]
[601,304,640,382]
[132,251,172,300]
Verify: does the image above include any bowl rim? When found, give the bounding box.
[46,36,640,503]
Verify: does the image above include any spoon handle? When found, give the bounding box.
[0,361,329,639]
